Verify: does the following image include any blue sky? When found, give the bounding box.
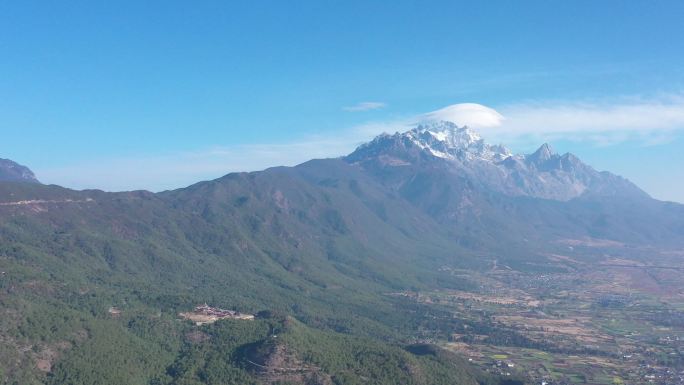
[1,1,684,201]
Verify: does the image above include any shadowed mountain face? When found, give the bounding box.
[0,158,40,183]
[0,122,682,384]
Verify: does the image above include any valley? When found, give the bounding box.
[396,242,684,384]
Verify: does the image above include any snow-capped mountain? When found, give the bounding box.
[401,121,511,162]
[349,121,511,164]
[0,158,40,183]
[346,121,646,201]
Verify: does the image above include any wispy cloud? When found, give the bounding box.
[342,101,387,112]
[36,134,372,192]
[501,96,684,133]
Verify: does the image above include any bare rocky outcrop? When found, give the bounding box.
[243,340,333,385]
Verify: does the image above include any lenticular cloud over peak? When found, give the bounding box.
[422,103,505,128]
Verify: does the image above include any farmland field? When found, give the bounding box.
[394,241,684,384]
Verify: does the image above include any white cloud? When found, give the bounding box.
[422,103,505,128]
[342,102,387,112]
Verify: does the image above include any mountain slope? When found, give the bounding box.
[343,121,684,254]
[0,175,498,385]
[0,158,40,183]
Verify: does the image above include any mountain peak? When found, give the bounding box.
[0,158,40,183]
[350,121,512,163]
[409,121,483,148]
[528,143,555,163]
[346,122,647,201]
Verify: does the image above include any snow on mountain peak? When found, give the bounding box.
[404,121,511,161]
[347,120,648,202]
[415,120,480,143]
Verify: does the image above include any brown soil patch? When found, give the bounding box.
[185,330,210,344]
[34,341,71,373]
[246,342,333,385]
